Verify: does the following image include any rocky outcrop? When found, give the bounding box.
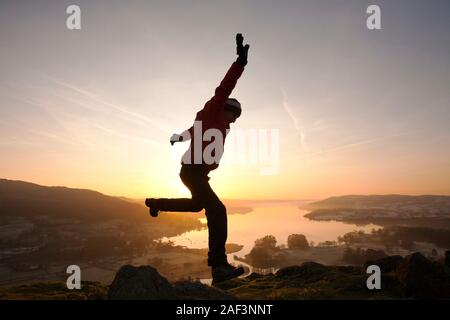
[396,252,450,299]
[107,265,234,300]
[174,280,235,300]
[364,252,450,299]
[106,253,450,300]
[219,253,450,299]
[8,252,446,300]
[445,250,450,269]
[276,262,328,279]
[108,265,177,300]
[364,255,404,273]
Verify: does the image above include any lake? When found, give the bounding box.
[160,200,381,267]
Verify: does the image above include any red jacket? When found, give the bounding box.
[181,61,245,171]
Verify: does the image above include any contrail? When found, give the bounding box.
[4,88,166,148]
[310,137,381,156]
[281,88,307,150]
[283,131,416,161]
[44,90,164,146]
[1,93,87,147]
[82,119,164,146]
[311,130,417,158]
[44,75,172,134]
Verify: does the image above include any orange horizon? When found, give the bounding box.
[2,176,449,203]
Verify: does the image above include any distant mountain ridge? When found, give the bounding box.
[304,194,450,210]
[0,178,145,222]
[303,194,450,223]
[0,179,254,220]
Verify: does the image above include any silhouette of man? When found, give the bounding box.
[146,33,250,283]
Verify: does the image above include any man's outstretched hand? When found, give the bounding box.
[236,33,250,67]
[170,133,181,146]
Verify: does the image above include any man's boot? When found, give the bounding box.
[145,198,159,217]
[212,263,245,284]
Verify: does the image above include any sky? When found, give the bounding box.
[0,0,449,200]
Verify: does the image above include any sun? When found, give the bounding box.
[171,179,191,197]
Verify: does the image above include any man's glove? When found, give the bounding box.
[236,33,250,67]
[170,133,182,146]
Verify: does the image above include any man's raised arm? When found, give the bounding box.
[170,34,250,145]
[211,33,250,107]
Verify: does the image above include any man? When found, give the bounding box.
[145,33,250,284]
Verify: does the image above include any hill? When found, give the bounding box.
[1,252,449,300]
[0,179,146,222]
[303,194,450,212]
[303,195,450,226]
[0,178,253,221]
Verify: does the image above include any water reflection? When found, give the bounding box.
[161,201,380,261]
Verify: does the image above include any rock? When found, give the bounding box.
[336,266,361,274]
[174,280,235,300]
[445,251,450,269]
[364,255,404,273]
[245,272,265,281]
[276,262,328,278]
[108,265,176,300]
[275,266,302,278]
[396,252,450,299]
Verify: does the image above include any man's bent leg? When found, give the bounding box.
[205,200,228,267]
[147,165,206,213]
[179,165,228,266]
[155,198,203,212]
